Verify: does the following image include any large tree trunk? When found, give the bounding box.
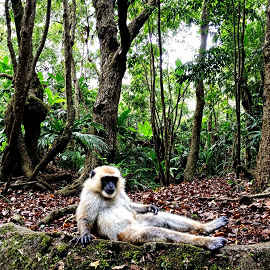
[0,0,37,181]
[26,0,75,183]
[78,0,157,183]
[1,0,75,190]
[10,0,48,166]
[1,0,51,182]
[184,0,209,182]
[253,0,270,193]
[23,74,49,166]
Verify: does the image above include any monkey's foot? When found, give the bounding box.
[207,237,228,250]
[205,216,229,234]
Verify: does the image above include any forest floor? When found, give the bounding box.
[0,169,270,246]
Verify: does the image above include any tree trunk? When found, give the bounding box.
[27,0,75,182]
[233,0,246,177]
[79,0,157,182]
[23,74,49,165]
[10,0,49,166]
[1,0,75,189]
[148,20,165,186]
[184,0,209,182]
[0,0,51,183]
[157,0,170,185]
[253,0,270,193]
[0,0,37,181]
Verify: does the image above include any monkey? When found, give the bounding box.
[76,165,229,250]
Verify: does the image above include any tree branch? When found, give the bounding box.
[128,0,157,44]
[30,0,51,77]
[115,0,157,59]
[0,73,13,81]
[117,0,130,49]
[93,0,119,62]
[71,0,77,45]
[5,0,17,71]
[11,0,24,45]
[37,204,78,226]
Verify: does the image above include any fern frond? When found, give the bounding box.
[72,132,109,153]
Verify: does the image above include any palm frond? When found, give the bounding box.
[72,132,109,153]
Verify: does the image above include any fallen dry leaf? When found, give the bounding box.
[1,171,270,246]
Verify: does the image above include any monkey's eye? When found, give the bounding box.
[90,170,95,178]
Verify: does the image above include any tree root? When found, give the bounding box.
[2,172,73,194]
[41,173,72,182]
[236,164,254,179]
[6,180,49,192]
[199,191,270,204]
[37,204,78,226]
[55,179,81,196]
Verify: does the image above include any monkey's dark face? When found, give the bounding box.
[101,176,118,198]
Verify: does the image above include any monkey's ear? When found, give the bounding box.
[90,170,95,178]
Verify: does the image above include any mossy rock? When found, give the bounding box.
[1,223,270,270]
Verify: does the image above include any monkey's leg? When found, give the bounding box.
[118,225,227,250]
[136,212,228,234]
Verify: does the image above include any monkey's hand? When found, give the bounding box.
[75,233,94,246]
[148,205,159,215]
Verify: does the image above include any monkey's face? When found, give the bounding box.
[87,166,124,199]
[101,176,118,198]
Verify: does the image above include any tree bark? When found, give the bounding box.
[253,0,270,193]
[184,0,209,182]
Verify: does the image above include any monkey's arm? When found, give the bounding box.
[129,202,159,215]
[76,218,95,245]
[120,190,159,215]
[76,198,98,245]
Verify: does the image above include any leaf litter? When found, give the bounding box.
[1,172,270,246]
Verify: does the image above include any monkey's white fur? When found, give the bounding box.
[76,165,228,250]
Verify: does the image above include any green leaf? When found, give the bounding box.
[117,109,131,127]
[89,122,107,133]
[175,58,182,67]
[44,88,66,106]
[56,72,64,82]
[138,121,152,138]
[79,76,85,83]
[72,132,109,153]
[3,56,9,65]
[175,59,184,77]
[37,71,44,81]
[44,88,53,101]
[127,127,137,132]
